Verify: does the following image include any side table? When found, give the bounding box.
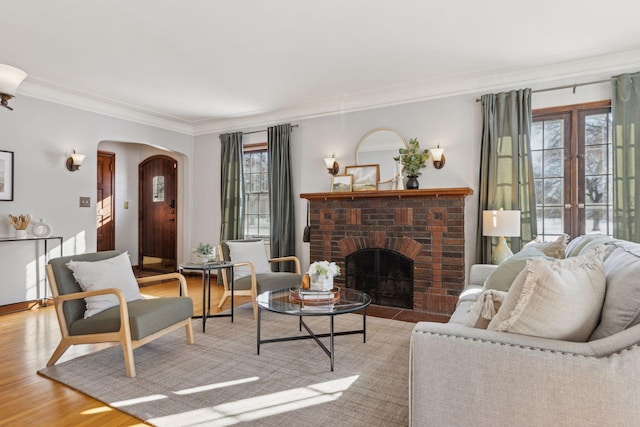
[179,261,235,332]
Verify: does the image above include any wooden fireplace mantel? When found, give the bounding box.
[300,187,473,201]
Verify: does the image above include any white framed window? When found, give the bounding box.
[243,143,270,238]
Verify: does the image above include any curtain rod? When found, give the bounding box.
[243,124,299,135]
[474,79,610,102]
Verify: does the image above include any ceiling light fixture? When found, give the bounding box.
[0,64,28,111]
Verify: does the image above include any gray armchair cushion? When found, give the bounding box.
[48,250,123,329]
[69,297,193,340]
[234,272,302,293]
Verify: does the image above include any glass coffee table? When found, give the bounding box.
[256,287,372,371]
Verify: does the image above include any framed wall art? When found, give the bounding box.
[0,150,14,201]
[331,174,353,192]
[344,164,380,191]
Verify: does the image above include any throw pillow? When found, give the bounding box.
[487,249,606,342]
[66,251,142,319]
[463,289,508,329]
[522,234,569,259]
[483,247,552,292]
[589,245,640,340]
[227,240,272,281]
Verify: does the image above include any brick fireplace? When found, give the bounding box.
[300,188,473,317]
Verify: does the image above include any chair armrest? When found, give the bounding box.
[137,272,189,297]
[409,322,640,426]
[54,287,127,304]
[269,256,301,274]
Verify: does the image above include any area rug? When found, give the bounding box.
[38,304,415,426]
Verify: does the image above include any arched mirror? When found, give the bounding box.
[356,128,408,183]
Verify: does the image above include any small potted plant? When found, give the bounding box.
[193,242,215,263]
[307,260,340,291]
[394,138,429,189]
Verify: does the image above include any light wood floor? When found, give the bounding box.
[0,274,439,426]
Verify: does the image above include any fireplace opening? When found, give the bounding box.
[345,248,413,309]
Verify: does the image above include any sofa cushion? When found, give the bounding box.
[463,289,507,329]
[590,243,640,340]
[565,234,617,258]
[66,251,142,318]
[487,249,606,342]
[522,234,569,259]
[483,247,553,292]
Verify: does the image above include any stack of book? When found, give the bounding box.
[289,287,340,304]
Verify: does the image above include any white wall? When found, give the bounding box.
[192,80,612,284]
[0,73,614,306]
[0,96,193,305]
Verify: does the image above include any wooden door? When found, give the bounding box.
[97,151,115,251]
[139,155,177,271]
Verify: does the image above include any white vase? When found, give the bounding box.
[310,275,334,291]
[15,229,27,239]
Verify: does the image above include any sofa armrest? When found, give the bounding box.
[409,322,640,426]
[468,263,497,287]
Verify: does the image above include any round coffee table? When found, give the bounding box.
[256,287,371,371]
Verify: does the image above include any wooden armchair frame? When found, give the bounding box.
[46,266,194,378]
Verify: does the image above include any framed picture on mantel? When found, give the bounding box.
[345,164,379,192]
[0,150,14,201]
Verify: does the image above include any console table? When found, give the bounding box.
[0,235,63,305]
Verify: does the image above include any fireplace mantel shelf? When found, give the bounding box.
[300,187,473,201]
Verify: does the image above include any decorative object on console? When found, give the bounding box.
[8,213,30,238]
[0,64,27,111]
[331,174,353,192]
[394,138,429,189]
[193,242,216,263]
[483,208,521,264]
[307,260,340,291]
[356,127,408,185]
[430,145,445,169]
[66,150,86,172]
[344,164,379,191]
[323,154,339,175]
[0,150,14,201]
[30,218,53,237]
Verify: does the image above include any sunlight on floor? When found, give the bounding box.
[148,375,359,426]
[173,376,260,395]
[81,406,114,415]
[111,394,168,408]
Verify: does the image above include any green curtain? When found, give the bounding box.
[476,89,537,263]
[219,132,245,242]
[268,124,296,272]
[612,72,640,242]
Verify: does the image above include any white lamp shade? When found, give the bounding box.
[324,157,336,168]
[70,152,86,166]
[430,146,444,162]
[483,210,521,237]
[0,64,28,96]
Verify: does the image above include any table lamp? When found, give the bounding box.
[483,209,521,264]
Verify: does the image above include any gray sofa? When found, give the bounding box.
[409,235,640,426]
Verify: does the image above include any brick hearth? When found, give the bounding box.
[301,188,473,316]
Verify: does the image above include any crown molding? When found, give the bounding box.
[15,49,640,138]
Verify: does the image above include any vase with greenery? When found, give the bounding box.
[193,242,215,263]
[393,138,429,189]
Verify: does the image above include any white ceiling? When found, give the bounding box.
[4,0,640,135]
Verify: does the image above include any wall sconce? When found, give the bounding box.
[323,154,339,175]
[431,145,445,169]
[0,64,28,111]
[482,208,521,264]
[66,150,86,172]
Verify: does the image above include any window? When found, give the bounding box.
[532,101,612,241]
[243,143,270,237]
